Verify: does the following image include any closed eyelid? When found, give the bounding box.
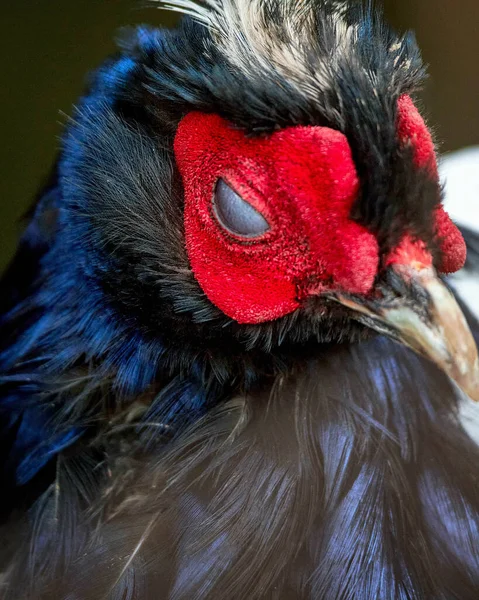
[213,178,270,238]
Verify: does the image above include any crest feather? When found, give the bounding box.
[157,0,357,96]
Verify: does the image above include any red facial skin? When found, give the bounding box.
[174,96,466,324]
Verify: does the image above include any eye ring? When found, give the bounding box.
[212,178,270,239]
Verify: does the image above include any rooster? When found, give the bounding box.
[1,1,479,598]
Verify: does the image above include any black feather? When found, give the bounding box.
[3,336,479,599]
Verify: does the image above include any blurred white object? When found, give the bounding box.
[440,147,479,444]
[440,147,479,321]
[441,146,479,231]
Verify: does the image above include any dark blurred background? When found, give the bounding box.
[1,1,478,272]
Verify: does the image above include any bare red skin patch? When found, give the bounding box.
[175,114,379,323]
[174,97,465,324]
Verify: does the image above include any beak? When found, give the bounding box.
[331,265,479,401]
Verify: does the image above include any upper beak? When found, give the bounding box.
[331,265,479,401]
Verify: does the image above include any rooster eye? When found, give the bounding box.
[213,179,270,238]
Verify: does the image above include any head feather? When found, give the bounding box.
[157,0,361,98]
